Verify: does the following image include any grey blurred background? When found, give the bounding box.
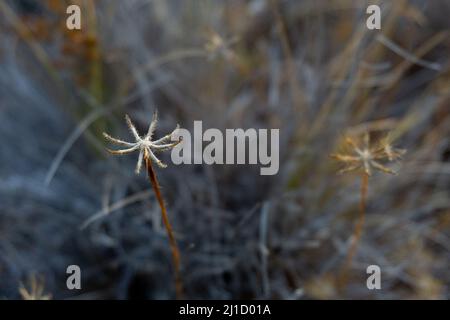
[0,0,449,299]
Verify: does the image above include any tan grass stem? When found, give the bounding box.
[145,155,183,299]
[338,172,368,292]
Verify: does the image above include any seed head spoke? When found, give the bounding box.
[147,149,167,168]
[153,125,180,145]
[135,149,145,174]
[152,141,181,151]
[371,160,397,175]
[338,164,361,174]
[103,132,134,147]
[345,137,361,153]
[106,145,139,155]
[331,154,359,162]
[147,110,158,139]
[125,114,141,141]
[363,132,370,150]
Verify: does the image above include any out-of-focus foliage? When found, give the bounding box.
[0,0,449,299]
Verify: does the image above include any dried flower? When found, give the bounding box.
[103,111,183,298]
[331,132,405,176]
[332,130,406,292]
[103,111,180,173]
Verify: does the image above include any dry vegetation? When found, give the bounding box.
[0,0,449,299]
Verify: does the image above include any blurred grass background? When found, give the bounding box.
[0,0,449,299]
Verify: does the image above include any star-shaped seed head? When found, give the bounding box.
[103,111,180,174]
[331,132,406,176]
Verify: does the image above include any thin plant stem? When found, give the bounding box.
[338,172,368,291]
[145,155,183,299]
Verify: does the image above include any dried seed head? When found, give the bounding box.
[103,112,180,174]
[331,131,405,176]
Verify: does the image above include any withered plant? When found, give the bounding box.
[331,131,406,289]
[103,111,183,298]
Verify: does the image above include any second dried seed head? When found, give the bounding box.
[331,132,406,176]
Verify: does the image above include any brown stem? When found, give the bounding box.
[338,172,368,293]
[145,156,183,299]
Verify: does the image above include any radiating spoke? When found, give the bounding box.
[338,164,361,174]
[371,160,397,175]
[125,114,141,141]
[103,132,134,147]
[147,149,167,168]
[106,145,139,155]
[152,125,180,144]
[152,141,180,151]
[135,149,144,173]
[147,110,158,139]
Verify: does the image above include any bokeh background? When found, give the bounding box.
[0,0,449,299]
